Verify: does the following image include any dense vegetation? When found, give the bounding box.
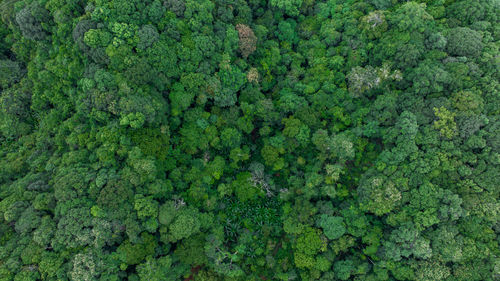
[0,0,499,280]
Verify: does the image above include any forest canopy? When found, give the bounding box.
[0,0,499,280]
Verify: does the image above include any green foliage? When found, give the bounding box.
[219,197,281,240]
[318,215,346,240]
[347,64,401,97]
[270,0,303,16]
[358,176,401,216]
[334,260,354,281]
[215,62,246,107]
[233,172,261,202]
[383,222,432,261]
[446,27,484,57]
[0,60,24,88]
[390,2,433,33]
[0,0,498,280]
[15,1,50,40]
[433,106,457,139]
[137,25,159,50]
[136,256,187,281]
[295,227,326,256]
[169,211,201,241]
[220,128,242,148]
[117,232,157,265]
[84,29,112,48]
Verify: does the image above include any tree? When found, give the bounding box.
[390,2,433,33]
[146,39,179,78]
[413,261,450,281]
[137,25,159,50]
[233,172,261,202]
[15,2,50,40]
[116,233,156,265]
[0,81,32,138]
[220,128,242,149]
[69,252,102,281]
[347,64,401,97]
[426,32,447,50]
[147,0,166,22]
[33,216,56,247]
[165,0,186,17]
[276,19,299,45]
[53,206,95,250]
[430,225,464,263]
[447,0,498,26]
[294,227,327,270]
[169,209,201,242]
[358,176,401,216]
[215,58,246,107]
[333,260,354,281]
[14,269,40,281]
[319,19,341,46]
[278,89,308,113]
[270,0,303,17]
[235,24,257,58]
[317,215,346,240]
[433,106,457,139]
[14,207,40,234]
[0,60,24,88]
[361,11,388,39]
[383,222,432,261]
[446,27,484,57]
[204,233,244,278]
[83,29,112,48]
[38,252,64,279]
[136,256,187,281]
[409,61,451,95]
[72,19,109,64]
[134,194,159,232]
[261,144,285,171]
